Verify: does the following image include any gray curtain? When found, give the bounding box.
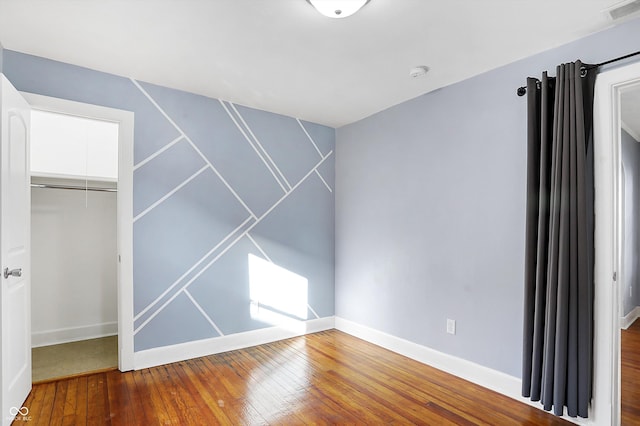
[521,60,596,418]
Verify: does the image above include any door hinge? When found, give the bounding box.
[613,271,617,281]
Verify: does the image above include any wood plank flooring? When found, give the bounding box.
[622,319,640,425]
[19,330,571,425]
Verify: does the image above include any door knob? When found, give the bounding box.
[3,268,22,279]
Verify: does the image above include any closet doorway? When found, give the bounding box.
[618,82,640,423]
[31,108,118,381]
[22,93,135,381]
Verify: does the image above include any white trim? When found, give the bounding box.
[133,316,334,370]
[30,171,117,183]
[335,318,519,398]
[593,61,640,426]
[620,306,640,329]
[20,92,135,372]
[620,159,627,331]
[334,317,593,425]
[31,322,117,348]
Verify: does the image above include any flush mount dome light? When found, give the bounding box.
[307,0,370,18]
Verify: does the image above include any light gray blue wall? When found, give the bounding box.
[3,51,335,352]
[622,129,640,316]
[335,17,640,377]
[0,41,4,73]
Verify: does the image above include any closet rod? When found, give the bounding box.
[31,183,117,193]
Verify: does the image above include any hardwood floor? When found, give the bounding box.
[622,319,640,425]
[20,330,570,425]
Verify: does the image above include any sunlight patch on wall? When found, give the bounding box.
[248,254,308,330]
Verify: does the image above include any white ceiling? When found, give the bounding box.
[0,0,629,127]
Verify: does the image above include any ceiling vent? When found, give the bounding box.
[607,0,640,20]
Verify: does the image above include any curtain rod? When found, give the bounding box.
[516,50,640,96]
[31,183,117,193]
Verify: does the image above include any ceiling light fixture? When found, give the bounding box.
[307,0,370,18]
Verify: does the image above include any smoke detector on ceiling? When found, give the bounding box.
[606,0,640,20]
[409,66,430,78]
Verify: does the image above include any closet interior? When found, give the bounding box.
[30,109,119,382]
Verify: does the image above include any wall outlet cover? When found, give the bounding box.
[446,319,456,335]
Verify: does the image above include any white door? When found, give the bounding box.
[0,74,31,426]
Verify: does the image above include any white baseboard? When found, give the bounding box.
[32,321,118,347]
[621,305,640,329]
[334,317,521,396]
[334,317,591,425]
[133,316,335,370]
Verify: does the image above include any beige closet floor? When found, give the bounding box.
[32,336,118,383]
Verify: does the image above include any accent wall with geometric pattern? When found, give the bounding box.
[3,50,335,352]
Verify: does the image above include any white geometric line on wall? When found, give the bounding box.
[229,102,293,190]
[134,231,256,335]
[134,150,334,335]
[297,119,323,157]
[220,100,291,192]
[247,233,272,262]
[134,219,264,334]
[134,135,184,171]
[255,150,333,223]
[184,288,225,336]
[314,170,332,193]
[133,164,209,223]
[131,78,257,219]
[134,215,255,324]
[298,119,332,193]
[307,304,320,320]
[184,137,257,219]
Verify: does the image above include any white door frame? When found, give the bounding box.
[21,92,134,372]
[592,61,640,426]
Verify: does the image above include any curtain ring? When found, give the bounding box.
[580,66,588,78]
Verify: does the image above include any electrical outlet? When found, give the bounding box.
[446,319,456,335]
